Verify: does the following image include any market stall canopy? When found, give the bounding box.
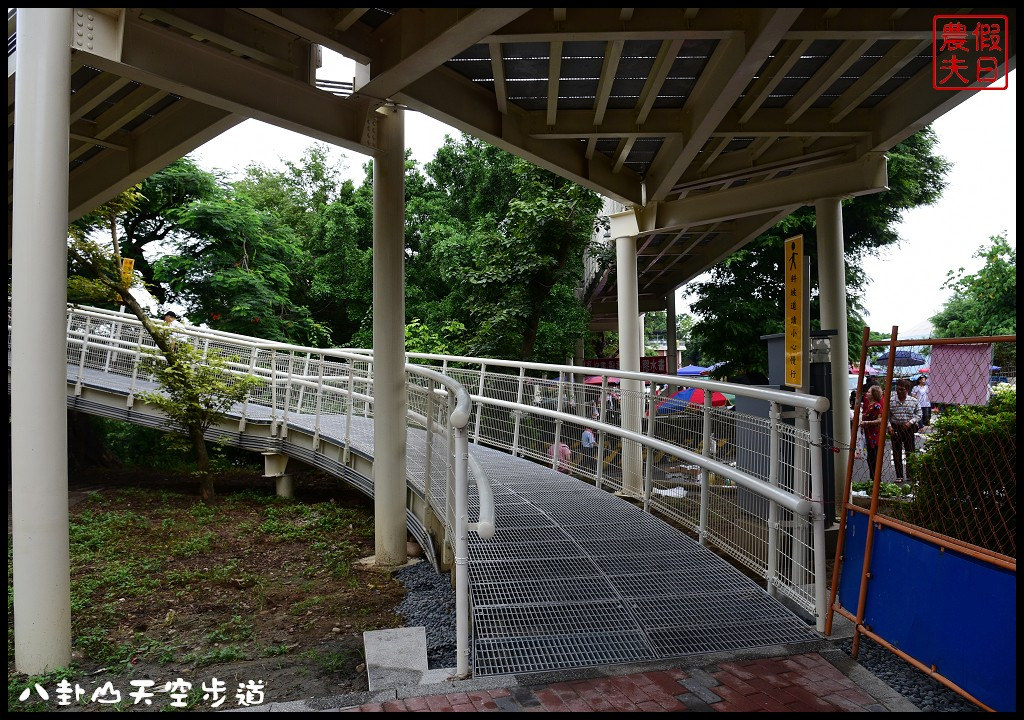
[677,364,709,376]
[655,387,730,414]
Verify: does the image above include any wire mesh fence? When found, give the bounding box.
[848,336,1016,559]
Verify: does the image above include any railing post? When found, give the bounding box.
[270,350,279,436]
[239,348,258,432]
[127,337,141,409]
[102,321,113,373]
[74,317,91,395]
[473,364,487,443]
[453,425,470,678]
[807,409,828,633]
[424,380,436,506]
[766,402,781,598]
[552,374,564,471]
[344,360,355,464]
[280,351,294,438]
[697,386,713,545]
[642,394,657,512]
[792,410,810,592]
[296,353,311,413]
[313,354,324,450]
[511,367,525,456]
[596,377,609,490]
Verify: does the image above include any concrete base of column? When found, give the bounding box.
[274,475,294,499]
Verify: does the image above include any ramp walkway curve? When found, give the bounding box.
[11,305,823,679]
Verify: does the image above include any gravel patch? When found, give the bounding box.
[394,561,459,669]
[837,636,980,712]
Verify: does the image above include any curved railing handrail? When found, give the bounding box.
[362,349,831,413]
[56,303,828,634]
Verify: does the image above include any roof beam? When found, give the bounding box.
[674,137,857,192]
[68,86,166,162]
[489,41,508,114]
[636,39,683,125]
[828,39,930,123]
[656,153,888,231]
[737,38,811,123]
[547,40,562,126]
[354,8,530,102]
[78,15,377,154]
[69,73,132,123]
[137,8,302,73]
[870,47,1017,152]
[593,39,623,126]
[523,107,875,139]
[662,208,798,286]
[484,7,747,42]
[645,8,802,203]
[241,7,376,65]
[395,65,643,205]
[783,38,874,124]
[68,100,241,221]
[334,8,369,32]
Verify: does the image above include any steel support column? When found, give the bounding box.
[372,107,408,566]
[815,197,850,514]
[11,7,73,673]
[666,289,678,376]
[614,219,643,497]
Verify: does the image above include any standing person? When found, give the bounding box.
[580,426,597,474]
[911,375,932,427]
[161,310,187,347]
[889,379,922,482]
[858,386,885,478]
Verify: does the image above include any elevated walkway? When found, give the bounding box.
[56,361,818,678]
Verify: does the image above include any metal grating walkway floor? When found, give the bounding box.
[63,364,819,678]
[462,444,817,676]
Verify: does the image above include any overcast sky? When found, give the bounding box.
[189,58,1016,337]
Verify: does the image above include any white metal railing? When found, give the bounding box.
[14,303,832,632]
[394,351,832,628]
[47,304,491,676]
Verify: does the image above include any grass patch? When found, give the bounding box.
[9,476,405,711]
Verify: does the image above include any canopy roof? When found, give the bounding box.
[7,8,1016,327]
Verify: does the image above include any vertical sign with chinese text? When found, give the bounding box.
[784,235,803,389]
[116,258,134,302]
[933,15,1009,90]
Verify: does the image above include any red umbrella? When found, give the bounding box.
[584,375,621,385]
[655,387,730,414]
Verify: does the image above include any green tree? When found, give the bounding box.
[70,158,219,306]
[687,129,949,380]
[68,187,262,501]
[409,136,604,362]
[152,186,331,346]
[137,340,262,502]
[930,234,1016,366]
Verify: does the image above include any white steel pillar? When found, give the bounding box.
[612,211,643,497]
[11,7,73,673]
[816,197,850,514]
[666,290,678,376]
[372,107,408,566]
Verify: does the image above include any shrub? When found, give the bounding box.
[901,387,1016,556]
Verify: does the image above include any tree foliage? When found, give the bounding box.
[930,234,1016,365]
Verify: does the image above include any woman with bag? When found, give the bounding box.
[859,386,884,478]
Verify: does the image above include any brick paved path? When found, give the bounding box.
[343,653,888,712]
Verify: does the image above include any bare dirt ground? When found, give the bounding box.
[8,468,413,712]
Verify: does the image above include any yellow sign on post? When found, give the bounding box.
[116,258,134,302]
[783,235,803,389]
